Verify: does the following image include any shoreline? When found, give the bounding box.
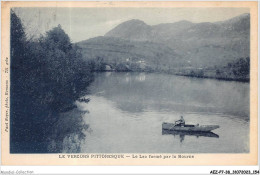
[91,70,250,83]
[174,73,250,83]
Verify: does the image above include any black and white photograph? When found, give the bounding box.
[8,6,252,154]
[1,2,258,169]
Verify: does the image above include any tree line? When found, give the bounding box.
[10,10,93,153]
[175,57,250,82]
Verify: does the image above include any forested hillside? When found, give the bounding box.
[77,36,184,72]
[77,13,250,81]
[105,14,249,67]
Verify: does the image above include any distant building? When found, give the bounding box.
[105,65,112,71]
[137,60,145,64]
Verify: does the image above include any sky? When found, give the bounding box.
[14,8,249,43]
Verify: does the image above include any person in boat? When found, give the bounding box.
[175,116,185,127]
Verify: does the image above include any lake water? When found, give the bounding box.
[52,72,249,153]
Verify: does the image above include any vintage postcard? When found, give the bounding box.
[1,1,258,165]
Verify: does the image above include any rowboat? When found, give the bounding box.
[162,122,219,132]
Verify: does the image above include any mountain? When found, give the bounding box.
[77,13,250,81]
[105,19,153,41]
[105,13,250,67]
[105,19,194,42]
[77,36,185,72]
[152,20,194,41]
[105,14,249,43]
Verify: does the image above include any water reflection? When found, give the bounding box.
[68,72,249,153]
[47,105,91,153]
[162,129,219,143]
[90,72,249,118]
[135,73,146,81]
[105,72,112,77]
